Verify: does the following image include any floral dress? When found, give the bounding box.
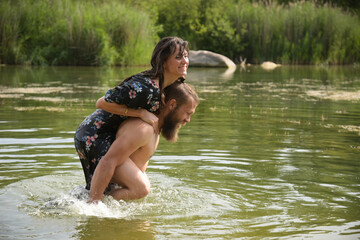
[74,74,160,190]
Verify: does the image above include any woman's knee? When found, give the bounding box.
[134,180,151,199]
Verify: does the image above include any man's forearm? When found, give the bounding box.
[88,159,116,203]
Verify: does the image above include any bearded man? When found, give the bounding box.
[86,81,198,203]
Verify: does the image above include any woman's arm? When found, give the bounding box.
[96,96,139,117]
[96,97,159,133]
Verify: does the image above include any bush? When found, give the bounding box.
[142,0,360,64]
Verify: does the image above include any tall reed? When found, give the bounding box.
[0,0,159,66]
[1,0,359,65]
[231,0,360,64]
[136,0,360,64]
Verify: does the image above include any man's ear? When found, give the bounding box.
[169,99,177,110]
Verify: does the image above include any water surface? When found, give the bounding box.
[0,65,359,239]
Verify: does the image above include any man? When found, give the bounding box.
[88,81,198,203]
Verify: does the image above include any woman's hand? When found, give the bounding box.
[139,109,159,134]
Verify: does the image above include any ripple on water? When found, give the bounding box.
[0,137,74,145]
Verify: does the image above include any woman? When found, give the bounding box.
[74,36,189,190]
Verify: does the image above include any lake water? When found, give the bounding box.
[0,65,359,239]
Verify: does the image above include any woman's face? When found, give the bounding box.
[163,45,189,80]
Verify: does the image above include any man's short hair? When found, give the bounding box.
[164,81,199,107]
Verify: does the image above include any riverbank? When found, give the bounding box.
[1,0,359,66]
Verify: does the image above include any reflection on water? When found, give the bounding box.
[0,65,359,239]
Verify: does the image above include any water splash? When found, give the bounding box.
[7,172,234,220]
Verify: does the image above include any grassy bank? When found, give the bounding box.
[231,1,360,64]
[0,0,158,66]
[146,0,360,65]
[0,0,359,65]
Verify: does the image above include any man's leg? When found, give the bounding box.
[108,159,150,201]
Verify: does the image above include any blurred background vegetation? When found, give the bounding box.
[0,0,359,66]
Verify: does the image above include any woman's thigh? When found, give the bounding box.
[111,159,150,190]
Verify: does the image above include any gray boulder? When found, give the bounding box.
[189,50,236,69]
[260,61,281,70]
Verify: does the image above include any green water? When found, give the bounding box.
[0,65,359,239]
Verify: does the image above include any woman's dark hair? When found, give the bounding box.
[121,36,189,106]
[146,36,189,84]
[145,36,189,104]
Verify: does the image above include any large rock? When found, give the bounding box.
[260,61,281,70]
[189,50,236,69]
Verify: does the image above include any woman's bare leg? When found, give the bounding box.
[108,159,150,201]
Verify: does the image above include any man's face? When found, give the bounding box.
[162,97,197,142]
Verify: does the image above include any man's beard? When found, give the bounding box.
[161,109,182,142]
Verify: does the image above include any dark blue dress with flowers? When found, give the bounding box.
[74,74,160,190]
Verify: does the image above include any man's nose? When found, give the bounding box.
[184,116,191,123]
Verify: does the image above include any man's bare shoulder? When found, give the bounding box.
[117,118,154,138]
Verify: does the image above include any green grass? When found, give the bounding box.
[229,0,360,64]
[0,0,159,66]
[1,0,359,65]
[137,0,360,64]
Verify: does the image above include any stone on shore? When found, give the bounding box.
[189,50,236,69]
[261,61,281,70]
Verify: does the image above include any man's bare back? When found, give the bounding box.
[115,118,159,173]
